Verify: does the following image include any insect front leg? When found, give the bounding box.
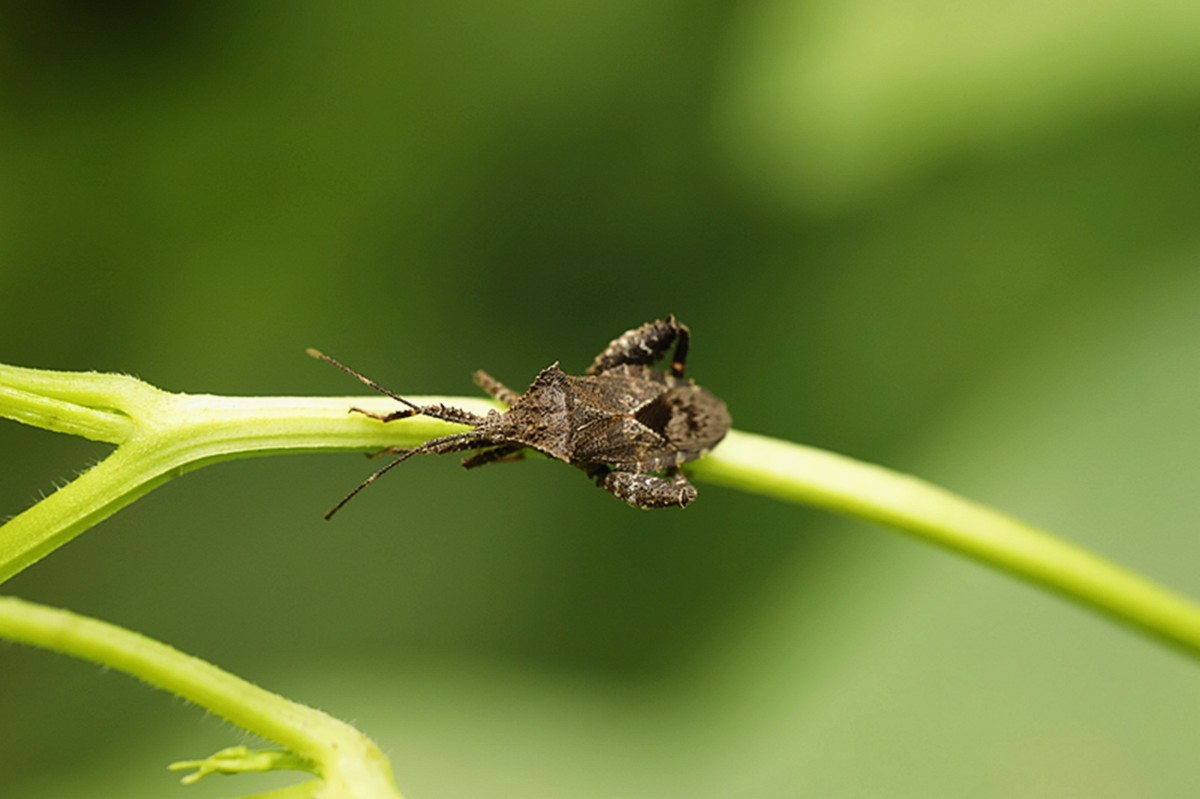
[586,316,691,378]
[350,406,420,423]
[593,468,697,509]
[473,369,521,406]
[307,349,490,425]
[351,402,489,426]
[460,442,525,470]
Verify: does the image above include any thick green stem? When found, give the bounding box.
[689,431,1200,659]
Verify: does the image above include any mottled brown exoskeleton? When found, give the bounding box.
[309,316,730,517]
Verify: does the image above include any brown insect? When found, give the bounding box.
[309,316,730,517]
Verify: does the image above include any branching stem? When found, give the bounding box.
[4,359,1200,796]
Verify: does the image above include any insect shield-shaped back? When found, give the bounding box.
[485,363,574,462]
[310,316,729,515]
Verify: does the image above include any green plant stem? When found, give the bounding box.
[0,596,402,799]
[0,360,497,583]
[689,431,1200,659]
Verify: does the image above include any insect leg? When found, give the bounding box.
[592,468,697,509]
[349,401,488,426]
[460,442,525,470]
[586,316,691,378]
[309,348,489,425]
[472,369,521,406]
[350,406,420,423]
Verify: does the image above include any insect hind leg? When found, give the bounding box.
[592,468,696,509]
[586,315,691,378]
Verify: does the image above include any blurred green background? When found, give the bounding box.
[2,2,1200,797]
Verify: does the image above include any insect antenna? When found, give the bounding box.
[323,449,419,519]
[307,347,421,412]
[323,429,488,519]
